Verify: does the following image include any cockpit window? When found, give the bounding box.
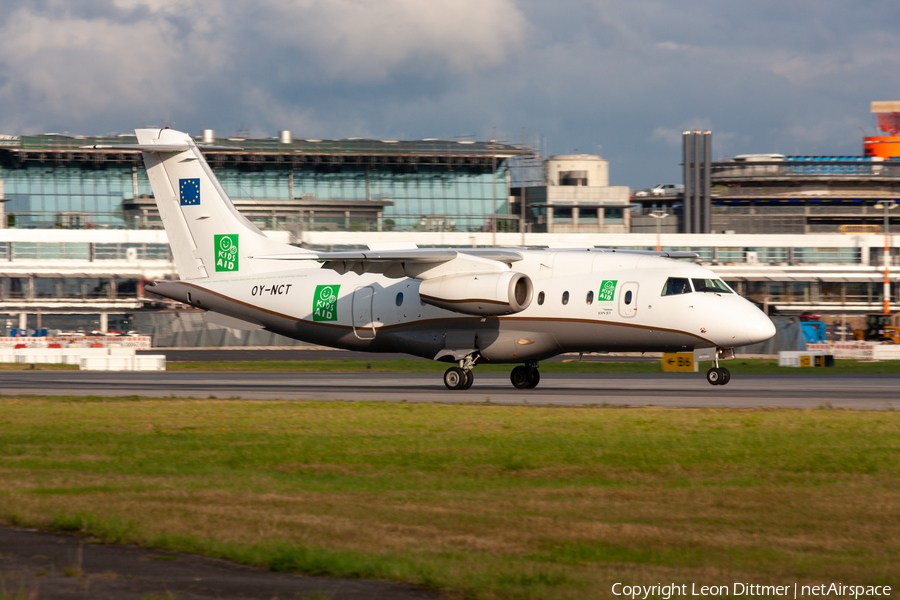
[691,278,733,294]
[662,277,692,296]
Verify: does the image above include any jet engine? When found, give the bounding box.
[418,271,533,316]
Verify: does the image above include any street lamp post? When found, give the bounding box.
[649,209,669,252]
[874,200,898,314]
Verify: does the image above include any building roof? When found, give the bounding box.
[0,133,532,159]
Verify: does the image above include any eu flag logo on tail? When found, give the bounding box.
[179,178,200,206]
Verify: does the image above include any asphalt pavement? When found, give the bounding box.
[2,370,897,409]
[0,527,441,600]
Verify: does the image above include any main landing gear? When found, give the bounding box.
[443,354,476,390]
[443,357,542,391]
[510,363,540,389]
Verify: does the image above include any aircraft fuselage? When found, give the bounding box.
[150,249,774,364]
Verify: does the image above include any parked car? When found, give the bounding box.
[634,183,684,197]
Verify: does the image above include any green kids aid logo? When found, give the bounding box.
[214,234,239,272]
[598,280,618,302]
[313,284,340,321]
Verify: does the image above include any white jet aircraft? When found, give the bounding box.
[87,128,775,389]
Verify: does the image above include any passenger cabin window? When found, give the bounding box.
[395,292,404,306]
[624,290,633,305]
[537,291,545,305]
[562,291,569,305]
[586,290,594,305]
[662,277,692,296]
[691,278,733,294]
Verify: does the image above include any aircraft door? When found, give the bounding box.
[618,281,639,318]
[352,286,376,339]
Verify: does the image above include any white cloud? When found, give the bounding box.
[0,4,232,131]
[252,0,528,82]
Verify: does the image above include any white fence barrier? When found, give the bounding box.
[806,342,877,360]
[80,355,166,371]
[778,351,834,368]
[1,346,164,371]
[873,345,900,360]
[0,336,152,349]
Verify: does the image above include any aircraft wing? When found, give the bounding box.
[595,249,700,259]
[253,249,524,279]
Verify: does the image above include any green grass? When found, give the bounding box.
[1,399,898,598]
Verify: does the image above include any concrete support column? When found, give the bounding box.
[683,132,692,233]
[18,312,27,331]
[100,313,108,334]
[572,206,580,227]
[546,206,554,231]
[0,179,6,229]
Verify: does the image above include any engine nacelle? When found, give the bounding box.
[419,271,533,316]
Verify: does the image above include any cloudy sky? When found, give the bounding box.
[0,0,897,187]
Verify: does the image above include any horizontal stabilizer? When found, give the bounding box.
[81,144,240,152]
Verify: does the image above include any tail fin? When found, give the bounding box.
[133,128,296,280]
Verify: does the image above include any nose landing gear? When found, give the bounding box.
[706,367,731,385]
[510,362,540,389]
[706,350,732,386]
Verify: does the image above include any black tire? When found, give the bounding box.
[444,367,466,390]
[461,370,474,390]
[720,367,731,386]
[706,367,722,386]
[510,365,531,389]
[525,369,540,389]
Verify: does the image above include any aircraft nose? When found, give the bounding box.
[745,306,776,345]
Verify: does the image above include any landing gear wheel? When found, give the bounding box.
[510,365,531,389]
[706,367,722,386]
[719,367,731,386]
[526,369,540,389]
[444,367,467,390]
[461,370,474,390]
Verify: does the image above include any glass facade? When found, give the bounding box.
[0,277,138,300]
[1,160,508,233]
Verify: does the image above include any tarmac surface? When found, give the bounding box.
[1,370,898,409]
[0,527,442,600]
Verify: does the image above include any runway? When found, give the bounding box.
[1,370,897,409]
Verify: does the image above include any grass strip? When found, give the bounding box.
[0,399,898,599]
